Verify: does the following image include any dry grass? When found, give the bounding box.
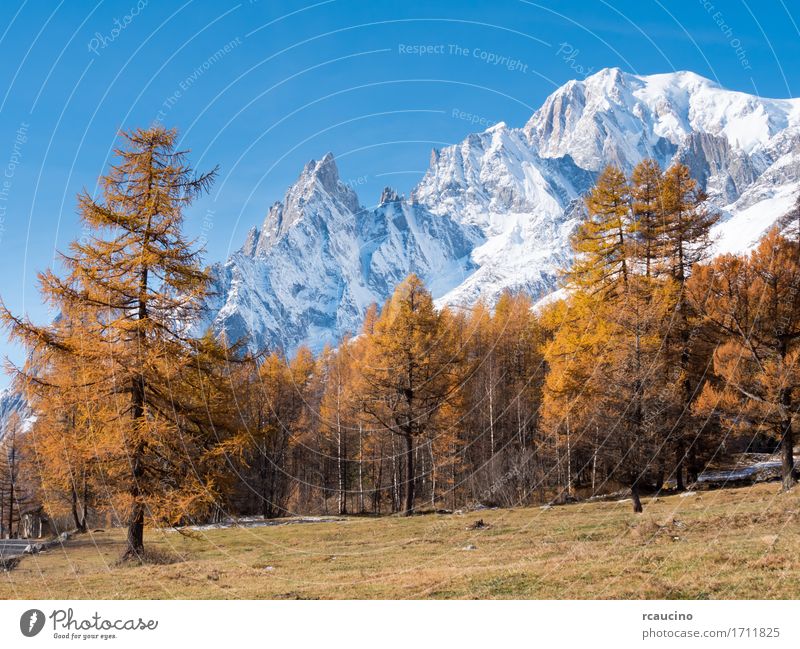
[2,482,799,599]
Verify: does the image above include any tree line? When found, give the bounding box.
[0,126,797,558]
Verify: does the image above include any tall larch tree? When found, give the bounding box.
[357,275,461,515]
[1,126,247,559]
[660,163,719,489]
[541,289,614,503]
[543,163,687,511]
[319,341,360,515]
[244,352,295,518]
[594,277,676,511]
[544,166,635,504]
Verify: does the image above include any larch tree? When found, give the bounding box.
[630,159,665,278]
[239,347,315,519]
[487,292,545,502]
[23,340,95,533]
[690,229,800,490]
[569,165,632,295]
[543,163,691,511]
[593,277,676,511]
[541,294,601,499]
[248,352,293,519]
[285,346,318,511]
[465,300,498,463]
[543,275,675,512]
[0,126,247,558]
[319,341,359,515]
[660,163,719,489]
[0,413,24,537]
[661,164,717,284]
[491,292,544,450]
[545,165,636,503]
[357,274,461,515]
[458,299,508,502]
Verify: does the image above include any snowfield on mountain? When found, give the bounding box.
[201,67,800,354]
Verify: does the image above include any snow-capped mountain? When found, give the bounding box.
[202,153,480,352]
[525,69,800,170]
[205,67,800,354]
[413,123,594,307]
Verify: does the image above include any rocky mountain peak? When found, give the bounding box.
[379,186,401,204]
[240,225,260,256]
[250,153,362,256]
[302,151,340,194]
[205,68,800,355]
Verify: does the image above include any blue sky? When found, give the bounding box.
[0,0,798,382]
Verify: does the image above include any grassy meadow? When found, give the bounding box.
[2,482,799,599]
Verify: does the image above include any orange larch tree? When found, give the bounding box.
[1,126,247,558]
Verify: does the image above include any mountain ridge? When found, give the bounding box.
[202,67,800,355]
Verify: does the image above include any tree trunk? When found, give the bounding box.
[631,481,643,513]
[260,447,270,519]
[675,442,685,491]
[780,418,796,491]
[429,439,436,509]
[488,374,495,458]
[566,414,573,497]
[71,485,86,533]
[337,420,347,515]
[687,444,699,485]
[358,424,365,514]
[416,442,424,506]
[390,436,399,513]
[124,375,146,559]
[451,439,457,512]
[126,165,152,559]
[79,474,89,532]
[125,503,144,559]
[124,446,145,558]
[7,439,15,538]
[374,447,383,515]
[404,434,414,516]
[126,201,150,560]
[7,476,14,538]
